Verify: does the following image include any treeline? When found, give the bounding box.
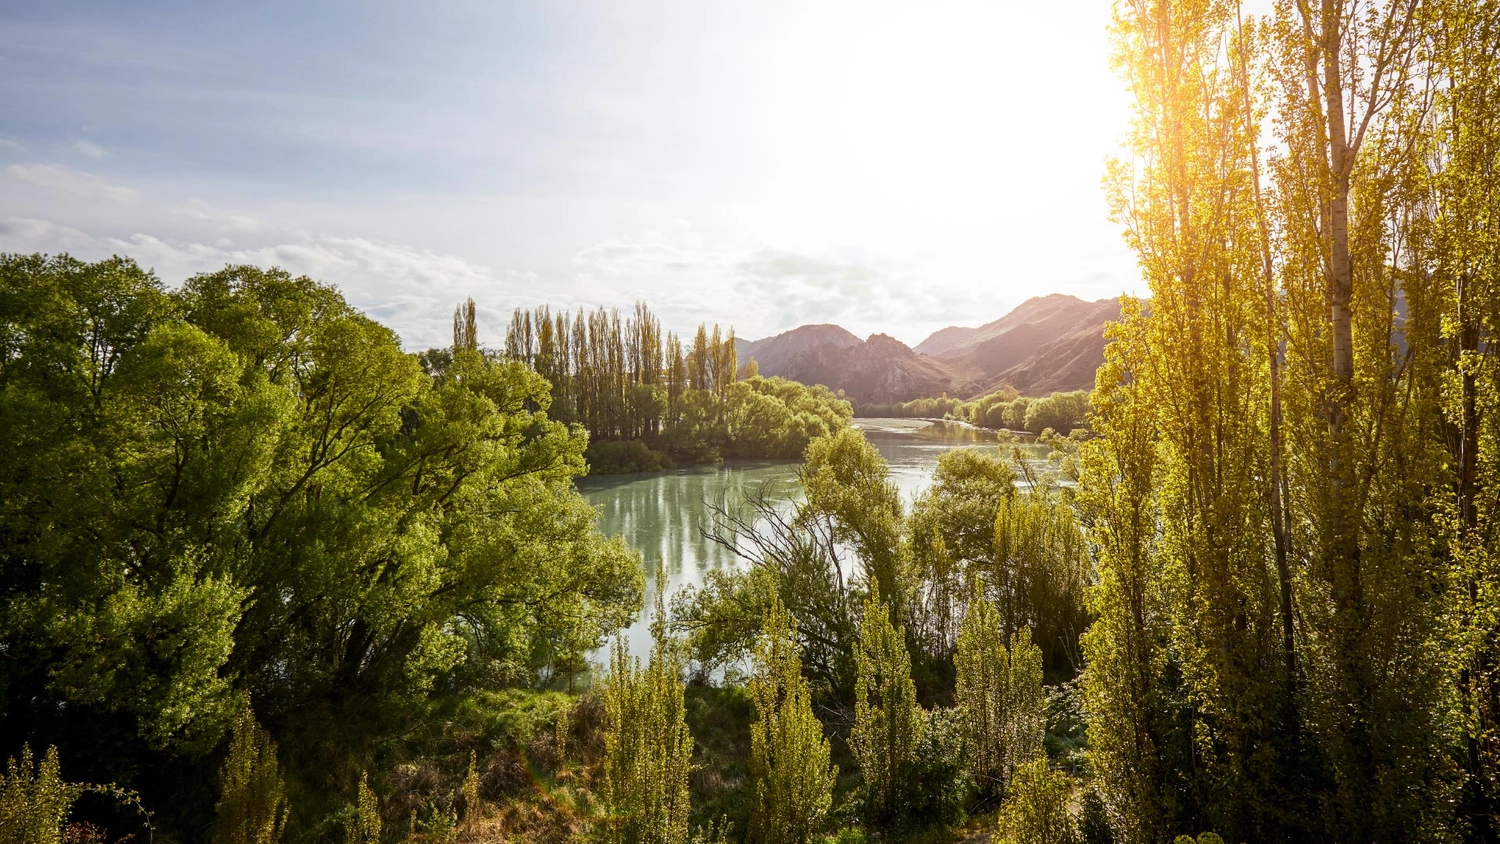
[858,389,1091,436]
[493,302,852,470]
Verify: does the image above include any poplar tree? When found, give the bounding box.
[748,596,837,844]
[215,705,287,844]
[597,602,693,844]
[850,582,923,828]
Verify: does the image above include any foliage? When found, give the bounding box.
[1088,0,1495,840]
[747,597,837,844]
[955,597,1046,802]
[994,760,1079,844]
[586,439,674,474]
[849,584,924,829]
[498,304,852,469]
[346,773,379,844]
[855,390,1090,437]
[215,705,287,844]
[0,255,643,838]
[597,606,694,844]
[903,707,970,832]
[0,746,84,844]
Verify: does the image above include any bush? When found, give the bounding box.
[587,439,674,474]
[902,708,969,832]
[0,746,84,844]
[995,760,1079,844]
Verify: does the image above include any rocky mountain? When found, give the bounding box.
[777,333,974,404]
[738,293,1120,404]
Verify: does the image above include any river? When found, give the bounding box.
[575,418,1055,660]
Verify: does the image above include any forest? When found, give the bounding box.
[487,302,852,471]
[4,0,1500,843]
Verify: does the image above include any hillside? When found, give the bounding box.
[776,332,975,404]
[740,294,1119,403]
[735,323,860,376]
[912,324,980,356]
[932,294,1121,395]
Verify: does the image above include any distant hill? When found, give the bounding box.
[775,332,975,404]
[739,294,1121,404]
[933,294,1120,396]
[913,325,979,356]
[735,323,860,376]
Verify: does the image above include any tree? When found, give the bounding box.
[215,705,287,844]
[0,747,85,844]
[955,592,1007,799]
[850,583,923,828]
[748,596,837,844]
[0,256,644,838]
[596,602,693,844]
[995,760,1080,844]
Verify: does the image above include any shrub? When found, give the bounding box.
[596,605,693,844]
[0,746,84,844]
[215,705,288,844]
[850,584,923,829]
[587,439,674,474]
[995,760,1079,844]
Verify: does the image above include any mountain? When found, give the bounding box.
[735,323,861,376]
[777,333,973,404]
[934,294,1120,396]
[913,325,980,356]
[737,293,1121,404]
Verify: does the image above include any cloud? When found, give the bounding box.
[0,217,536,351]
[567,224,982,342]
[172,202,264,234]
[71,140,108,159]
[0,139,25,154]
[4,164,137,202]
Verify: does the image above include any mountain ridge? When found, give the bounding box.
[738,294,1121,404]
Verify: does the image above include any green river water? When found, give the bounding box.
[575,418,1053,659]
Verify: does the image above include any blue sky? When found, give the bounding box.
[0,0,1141,349]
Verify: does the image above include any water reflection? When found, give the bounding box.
[575,418,1053,660]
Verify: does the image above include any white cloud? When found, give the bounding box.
[0,139,25,154]
[4,164,137,202]
[172,201,264,234]
[0,217,537,351]
[71,139,108,159]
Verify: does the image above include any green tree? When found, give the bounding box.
[346,772,380,844]
[0,256,643,837]
[850,583,923,828]
[0,747,84,844]
[597,605,693,844]
[748,597,837,844]
[215,705,287,844]
[994,760,1080,844]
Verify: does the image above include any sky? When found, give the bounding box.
[0,0,1142,350]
